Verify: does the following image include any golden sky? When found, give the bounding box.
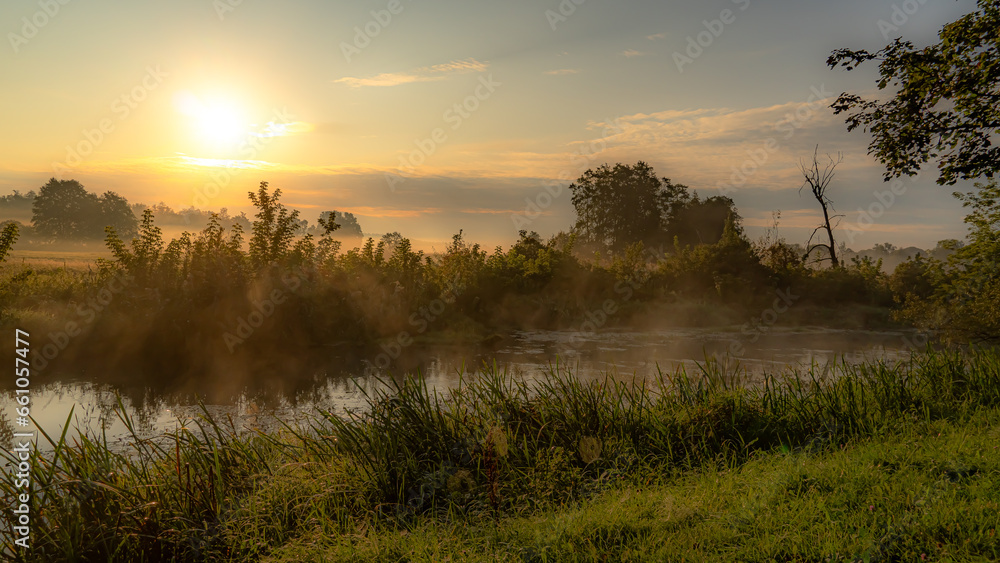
[0,0,983,249]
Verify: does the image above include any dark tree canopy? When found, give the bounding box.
[31,178,138,240]
[827,0,1000,184]
[666,194,739,248]
[32,179,93,238]
[569,161,739,254]
[99,191,138,238]
[569,161,688,253]
[312,211,363,238]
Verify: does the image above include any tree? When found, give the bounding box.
[799,148,844,268]
[31,178,99,238]
[100,208,165,286]
[873,242,898,255]
[827,0,1000,184]
[98,191,138,239]
[385,235,424,287]
[0,222,18,263]
[569,161,688,254]
[31,179,137,239]
[666,194,740,248]
[247,181,301,268]
[895,179,1000,342]
[312,211,363,239]
[380,231,404,255]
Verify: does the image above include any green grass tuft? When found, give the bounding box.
[2,348,999,561]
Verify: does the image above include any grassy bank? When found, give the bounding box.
[268,412,1000,562]
[3,349,1000,561]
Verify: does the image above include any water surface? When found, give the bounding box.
[2,327,917,450]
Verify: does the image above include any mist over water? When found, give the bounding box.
[5,327,915,450]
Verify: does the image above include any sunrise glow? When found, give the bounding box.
[174,91,252,152]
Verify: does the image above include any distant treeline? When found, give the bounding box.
[1,163,997,380]
[0,178,365,242]
[0,176,953,269]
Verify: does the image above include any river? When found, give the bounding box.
[2,327,918,451]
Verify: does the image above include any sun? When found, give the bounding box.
[174,90,250,151]
[194,103,244,145]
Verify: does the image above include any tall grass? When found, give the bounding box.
[2,348,999,561]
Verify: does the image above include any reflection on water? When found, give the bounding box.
[488,327,912,382]
[2,328,916,450]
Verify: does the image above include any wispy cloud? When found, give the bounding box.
[334,58,489,88]
[252,121,313,138]
[334,73,435,88]
[362,96,853,186]
[621,49,645,58]
[460,207,526,215]
[176,156,278,170]
[544,69,579,76]
[583,97,861,191]
[646,33,668,40]
[428,59,488,73]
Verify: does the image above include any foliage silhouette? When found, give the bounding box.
[32,178,137,239]
[828,0,1000,184]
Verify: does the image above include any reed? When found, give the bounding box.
[2,348,998,561]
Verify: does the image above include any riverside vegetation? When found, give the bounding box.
[1,349,999,561]
[2,175,998,381]
[1,172,999,561]
[1,175,999,560]
[4,2,1000,557]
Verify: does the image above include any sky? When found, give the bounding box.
[0,0,985,251]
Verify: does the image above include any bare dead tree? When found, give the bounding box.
[799,146,844,268]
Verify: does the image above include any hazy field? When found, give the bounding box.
[5,249,110,269]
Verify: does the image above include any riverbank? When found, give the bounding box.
[2,348,998,561]
[0,273,905,386]
[267,410,1000,562]
[2,220,911,383]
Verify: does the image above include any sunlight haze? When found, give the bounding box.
[0,0,982,249]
